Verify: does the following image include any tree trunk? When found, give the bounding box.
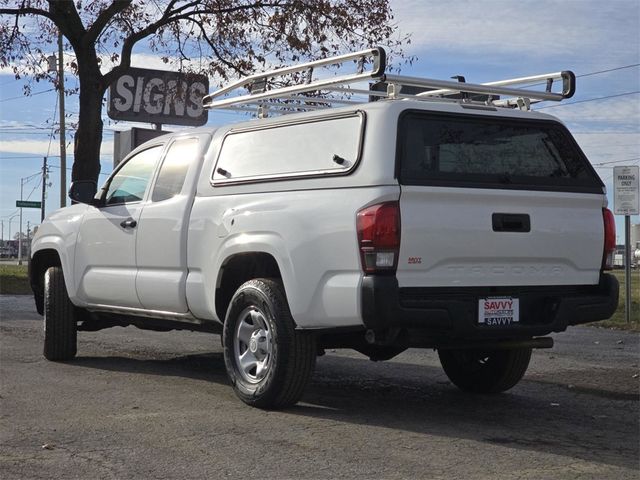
[47,2,106,184]
[71,73,104,184]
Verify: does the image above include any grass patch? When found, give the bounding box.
[0,264,31,294]
[592,269,640,332]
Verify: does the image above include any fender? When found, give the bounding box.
[30,204,88,306]
[186,231,294,322]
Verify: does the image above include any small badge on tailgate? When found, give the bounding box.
[478,297,519,326]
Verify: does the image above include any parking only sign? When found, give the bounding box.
[613,165,639,215]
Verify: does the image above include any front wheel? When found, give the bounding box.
[43,266,77,361]
[438,347,532,393]
[222,279,316,409]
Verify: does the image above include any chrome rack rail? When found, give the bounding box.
[202,47,575,116]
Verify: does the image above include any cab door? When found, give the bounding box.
[74,145,163,308]
[135,136,204,312]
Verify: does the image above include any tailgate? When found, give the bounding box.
[397,187,604,287]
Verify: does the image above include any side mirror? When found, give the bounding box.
[68,180,98,205]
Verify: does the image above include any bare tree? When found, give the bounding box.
[0,0,410,183]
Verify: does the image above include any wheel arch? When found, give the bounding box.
[29,248,63,315]
[215,252,284,323]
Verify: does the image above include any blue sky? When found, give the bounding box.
[0,0,638,242]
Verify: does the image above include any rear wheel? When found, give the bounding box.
[222,279,316,409]
[438,347,531,393]
[43,266,77,361]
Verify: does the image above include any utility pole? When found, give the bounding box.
[41,157,47,222]
[18,177,24,265]
[26,221,31,261]
[8,213,18,257]
[58,32,66,208]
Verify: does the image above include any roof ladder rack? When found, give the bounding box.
[202,47,575,116]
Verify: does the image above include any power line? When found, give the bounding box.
[1,210,19,219]
[0,88,56,103]
[0,127,111,134]
[1,154,112,160]
[0,127,85,132]
[522,63,640,88]
[577,63,640,78]
[578,143,640,149]
[21,170,42,182]
[592,157,640,166]
[46,93,59,158]
[0,155,61,159]
[0,131,58,135]
[535,91,640,109]
[48,164,111,177]
[24,175,42,201]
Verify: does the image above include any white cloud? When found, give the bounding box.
[98,52,210,76]
[392,0,639,68]
[0,50,204,80]
[573,132,640,166]
[570,131,640,225]
[572,131,640,208]
[0,138,113,157]
[538,95,640,132]
[100,53,169,74]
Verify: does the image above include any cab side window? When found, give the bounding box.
[152,138,200,202]
[105,146,161,206]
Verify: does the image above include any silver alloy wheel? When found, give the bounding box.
[233,306,273,383]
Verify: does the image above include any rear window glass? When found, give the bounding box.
[152,138,199,202]
[398,112,601,192]
[213,113,363,183]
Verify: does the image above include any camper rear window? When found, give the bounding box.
[397,111,602,193]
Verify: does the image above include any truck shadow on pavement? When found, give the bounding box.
[71,350,638,471]
[72,350,230,384]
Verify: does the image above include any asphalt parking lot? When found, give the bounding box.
[1,294,638,479]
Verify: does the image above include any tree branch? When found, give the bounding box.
[190,18,249,77]
[85,0,132,45]
[48,0,88,49]
[103,1,289,88]
[0,7,54,21]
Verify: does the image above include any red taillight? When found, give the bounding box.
[602,208,616,270]
[356,202,400,274]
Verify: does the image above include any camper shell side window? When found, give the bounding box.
[212,112,365,185]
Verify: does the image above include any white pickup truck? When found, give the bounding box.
[29,49,618,408]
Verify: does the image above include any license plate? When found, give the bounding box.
[478,297,519,326]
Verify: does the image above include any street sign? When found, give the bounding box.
[16,200,42,209]
[107,67,209,127]
[613,165,639,215]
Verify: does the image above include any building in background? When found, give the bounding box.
[614,223,640,268]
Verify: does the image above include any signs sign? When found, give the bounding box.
[108,68,209,126]
[613,165,639,215]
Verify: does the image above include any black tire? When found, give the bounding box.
[43,266,77,361]
[222,279,316,409]
[438,347,531,393]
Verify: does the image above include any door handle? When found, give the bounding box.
[492,213,530,232]
[120,218,137,229]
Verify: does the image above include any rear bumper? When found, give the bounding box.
[361,273,619,340]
